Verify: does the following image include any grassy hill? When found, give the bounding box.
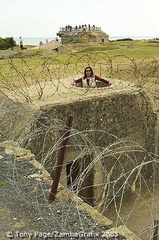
[0,39,159,87]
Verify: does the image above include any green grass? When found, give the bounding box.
[78,46,110,53]
[0,181,6,187]
[77,40,159,59]
[0,39,159,85]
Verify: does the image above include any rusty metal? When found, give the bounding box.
[48,115,73,201]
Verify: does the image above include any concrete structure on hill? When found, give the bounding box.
[39,40,61,51]
[57,25,109,43]
[38,40,71,54]
[3,84,156,209]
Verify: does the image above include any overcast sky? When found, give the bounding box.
[1,0,159,38]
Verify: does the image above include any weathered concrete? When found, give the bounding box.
[0,85,158,213]
[39,89,156,150]
[21,88,157,210]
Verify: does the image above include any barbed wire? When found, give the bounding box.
[0,100,159,239]
[0,53,159,240]
[0,53,159,103]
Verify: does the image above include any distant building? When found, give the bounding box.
[38,40,71,54]
[57,25,109,43]
[39,40,61,50]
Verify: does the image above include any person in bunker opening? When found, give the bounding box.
[73,66,111,88]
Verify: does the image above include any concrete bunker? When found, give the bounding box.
[1,83,159,238]
[21,87,158,210]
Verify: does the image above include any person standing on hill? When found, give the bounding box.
[73,66,111,88]
[19,36,23,50]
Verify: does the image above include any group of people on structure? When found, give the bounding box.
[65,24,96,32]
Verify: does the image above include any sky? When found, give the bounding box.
[0,0,159,38]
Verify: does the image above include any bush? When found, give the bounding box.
[78,46,109,53]
[116,38,134,41]
[0,37,16,50]
[0,38,7,50]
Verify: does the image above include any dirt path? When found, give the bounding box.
[0,50,19,56]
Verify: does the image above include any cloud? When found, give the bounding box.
[1,0,159,37]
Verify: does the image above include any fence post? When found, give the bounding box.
[48,115,73,201]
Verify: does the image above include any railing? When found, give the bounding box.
[59,26,102,33]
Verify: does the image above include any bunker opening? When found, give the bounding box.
[66,154,94,206]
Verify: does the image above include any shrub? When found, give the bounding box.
[0,37,7,50]
[116,38,134,41]
[0,37,16,50]
[78,46,109,53]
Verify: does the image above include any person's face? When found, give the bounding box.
[85,68,91,77]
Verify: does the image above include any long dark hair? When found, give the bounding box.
[84,66,94,78]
